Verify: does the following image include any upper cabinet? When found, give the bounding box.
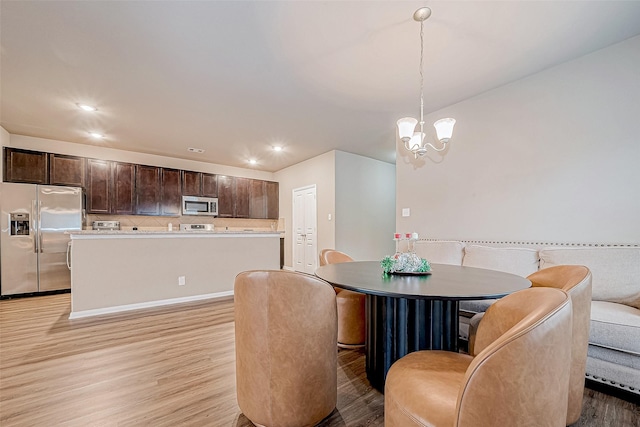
[3,148,49,184]
[86,159,112,214]
[249,180,279,219]
[217,175,234,218]
[49,154,85,187]
[181,171,218,198]
[201,173,218,197]
[112,162,136,215]
[160,168,181,216]
[135,165,161,215]
[3,148,278,219]
[265,181,279,220]
[86,159,136,215]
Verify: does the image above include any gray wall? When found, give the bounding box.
[336,151,395,260]
[396,35,640,243]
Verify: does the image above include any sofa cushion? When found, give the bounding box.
[589,300,640,355]
[540,247,640,309]
[462,245,539,277]
[414,240,465,265]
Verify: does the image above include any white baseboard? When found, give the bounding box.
[69,291,234,319]
[282,265,295,271]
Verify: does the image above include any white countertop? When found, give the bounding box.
[69,230,281,239]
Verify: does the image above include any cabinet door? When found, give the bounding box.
[49,154,85,187]
[113,162,135,215]
[3,148,49,184]
[217,175,234,218]
[135,165,161,215]
[234,177,250,218]
[181,170,201,196]
[86,159,111,214]
[249,180,266,219]
[265,181,279,220]
[201,173,218,197]
[160,168,181,216]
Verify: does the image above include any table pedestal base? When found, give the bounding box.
[365,295,459,391]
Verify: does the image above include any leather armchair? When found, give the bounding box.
[319,249,366,348]
[234,270,337,427]
[469,265,592,425]
[385,287,573,427]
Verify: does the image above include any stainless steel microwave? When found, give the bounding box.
[182,196,218,216]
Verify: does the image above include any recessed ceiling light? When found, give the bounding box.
[272,146,283,152]
[248,159,257,165]
[77,103,98,112]
[187,147,205,153]
[89,132,104,138]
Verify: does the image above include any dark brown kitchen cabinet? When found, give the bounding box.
[3,148,49,184]
[86,160,135,215]
[201,173,218,197]
[86,159,111,214]
[234,177,250,218]
[49,154,85,187]
[135,165,161,215]
[160,168,181,216]
[112,162,135,215]
[182,170,218,198]
[249,180,266,219]
[249,180,279,219]
[181,170,201,196]
[265,181,279,219]
[217,175,234,218]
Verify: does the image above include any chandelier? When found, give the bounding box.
[397,7,456,159]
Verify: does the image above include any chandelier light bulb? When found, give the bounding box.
[434,118,456,143]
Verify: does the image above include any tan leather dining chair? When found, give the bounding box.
[385,287,573,427]
[468,265,592,425]
[234,270,337,427]
[319,249,366,348]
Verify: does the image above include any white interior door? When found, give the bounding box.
[292,185,317,274]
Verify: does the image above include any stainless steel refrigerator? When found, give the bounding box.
[1,183,83,296]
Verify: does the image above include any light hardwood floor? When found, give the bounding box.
[1,294,637,426]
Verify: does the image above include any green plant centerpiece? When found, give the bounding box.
[381,252,431,275]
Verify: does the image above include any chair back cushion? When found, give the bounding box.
[414,240,465,265]
[319,249,354,266]
[459,287,572,427]
[528,265,592,425]
[462,245,539,277]
[539,247,640,309]
[234,270,337,427]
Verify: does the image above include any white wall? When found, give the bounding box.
[397,36,640,244]
[5,134,274,181]
[274,151,336,268]
[335,151,395,260]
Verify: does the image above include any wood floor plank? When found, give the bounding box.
[1,294,637,426]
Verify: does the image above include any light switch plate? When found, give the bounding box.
[402,208,410,217]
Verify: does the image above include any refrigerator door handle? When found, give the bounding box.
[32,199,38,253]
[66,241,72,270]
[38,201,43,253]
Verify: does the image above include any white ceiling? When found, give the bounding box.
[2,1,640,172]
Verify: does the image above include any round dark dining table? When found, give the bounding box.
[315,261,531,391]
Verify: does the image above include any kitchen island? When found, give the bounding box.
[68,231,280,318]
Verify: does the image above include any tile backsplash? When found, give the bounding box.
[86,214,282,232]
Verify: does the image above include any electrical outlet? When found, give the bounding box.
[328,213,332,221]
[402,208,410,217]
[178,276,186,286]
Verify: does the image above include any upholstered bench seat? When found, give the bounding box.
[590,301,640,354]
